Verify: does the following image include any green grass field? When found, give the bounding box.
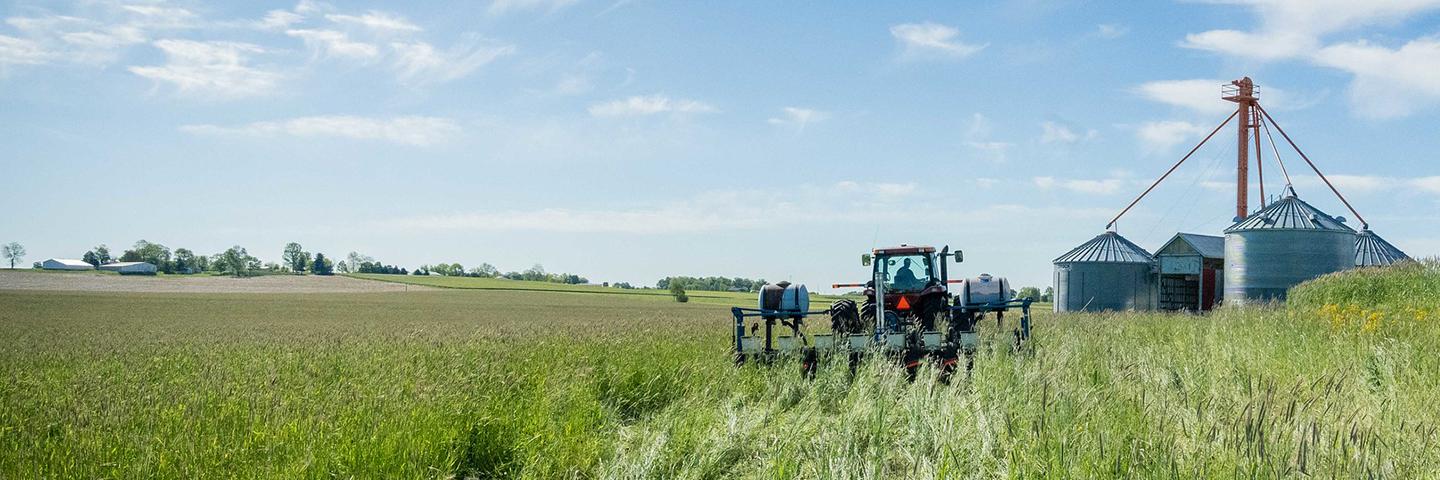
[2,263,1437,478]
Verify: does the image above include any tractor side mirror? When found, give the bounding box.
[955,250,964,263]
[861,254,872,266]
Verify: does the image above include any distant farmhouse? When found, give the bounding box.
[41,259,93,271]
[99,262,158,275]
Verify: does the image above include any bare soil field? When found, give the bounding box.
[0,270,433,293]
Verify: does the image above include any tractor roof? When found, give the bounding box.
[873,244,934,255]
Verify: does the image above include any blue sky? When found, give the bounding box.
[2,0,1438,290]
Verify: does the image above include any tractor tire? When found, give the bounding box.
[917,295,947,331]
[859,298,877,328]
[829,299,861,336]
[801,348,818,380]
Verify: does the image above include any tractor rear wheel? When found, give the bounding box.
[829,299,861,335]
[917,295,946,331]
[859,298,877,327]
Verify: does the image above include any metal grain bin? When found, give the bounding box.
[1223,190,1356,304]
[1355,229,1409,267]
[1053,231,1156,312]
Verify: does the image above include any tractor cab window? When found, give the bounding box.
[880,254,932,292]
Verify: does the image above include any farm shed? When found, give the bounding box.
[41,259,94,271]
[1354,229,1409,267]
[1053,231,1156,312]
[98,262,158,275]
[1224,189,1355,305]
[1155,233,1224,312]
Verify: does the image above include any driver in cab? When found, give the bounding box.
[892,258,921,290]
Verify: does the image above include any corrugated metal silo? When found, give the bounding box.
[1053,231,1156,312]
[1355,229,1409,267]
[1223,190,1356,304]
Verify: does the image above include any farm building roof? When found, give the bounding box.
[1053,231,1154,264]
[1355,230,1409,267]
[101,262,150,267]
[1158,233,1224,259]
[44,259,92,267]
[1225,189,1355,233]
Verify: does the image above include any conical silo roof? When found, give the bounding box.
[1355,230,1409,266]
[1224,189,1356,233]
[1054,231,1154,264]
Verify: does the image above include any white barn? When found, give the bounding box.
[41,258,94,271]
[99,262,158,275]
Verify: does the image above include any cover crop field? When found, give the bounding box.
[2,262,1438,478]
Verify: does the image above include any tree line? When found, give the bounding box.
[655,276,767,292]
[411,262,590,285]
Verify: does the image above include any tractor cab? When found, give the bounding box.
[866,245,941,293]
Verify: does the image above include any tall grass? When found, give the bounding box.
[1,263,1437,478]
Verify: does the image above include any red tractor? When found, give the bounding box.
[830,244,961,336]
[728,243,1030,381]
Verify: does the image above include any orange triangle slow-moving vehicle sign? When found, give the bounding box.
[896,296,910,310]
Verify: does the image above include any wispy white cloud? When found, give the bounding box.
[287,29,379,60]
[1039,120,1097,143]
[325,11,422,33]
[0,35,50,67]
[118,5,199,29]
[1135,79,1235,116]
[488,0,581,15]
[128,40,279,98]
[256,10,304,31]
[180,115,461,146]
[1136,120,1208,152]
[1412,176,1440,193]
[1033,176,1125,195]
[391,37,515,84]
[1180,1,1440,117]
[588,94,718,117]
[1135,78,1306,115]
[1182,1,1440,60]
[890,22,986,59]
[1095,23,1128,39]
[1312,37,1440,118]
[375,182,1099,235]
[767,107,828,132]
[963,113,1012,161]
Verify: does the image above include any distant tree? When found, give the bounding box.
[282,242,310,274]
[669,282,689,303]
[264,262,281,272]
[336,260,349,274]
[347,252,373,272]
[311,253,334,275]
[523,264,546,281]
[216,246,256,277]
[82,250,100,267]
[470,263,498,278]
[656,276,766,292]
[174,248,196,274]
[614,282,634,289]
[412,267,428,276]
[196,255,209,273]
[1017,286,1042,301]
[93,244,112,265]
[123,240,172,272]
[356,261,407,275]
[3,242,24,269]
[32,262,41,269]
[1042,286,1054,303]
